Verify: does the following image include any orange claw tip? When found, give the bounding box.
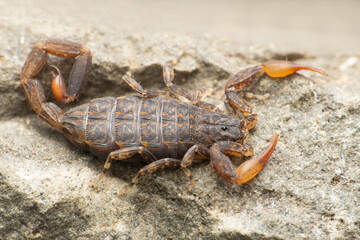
[262,61,328,78]
[234,134,278,184]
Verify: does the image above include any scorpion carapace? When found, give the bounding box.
[20,39,327,194]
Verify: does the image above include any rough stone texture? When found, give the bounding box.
[0,2,359,240]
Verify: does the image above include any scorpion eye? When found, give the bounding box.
[221,126,228,131]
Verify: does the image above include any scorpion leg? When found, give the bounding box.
[119,158,181,195]
[163,48,219,111]
[210,134,277,185]
[225,61,327,129]
[89,146,157,187]
[121,144,211,194]
[22,39,91,104]
[180,144,210,192]
[121,60,166,97]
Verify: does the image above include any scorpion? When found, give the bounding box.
[20,39,327,194]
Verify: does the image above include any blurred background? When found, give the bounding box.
[2,0,359,55]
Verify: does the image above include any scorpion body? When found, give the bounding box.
[63,96,246,159]
[20,39,327,193]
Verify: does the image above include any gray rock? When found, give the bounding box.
[0,5,359,240]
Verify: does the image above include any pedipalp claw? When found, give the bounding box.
[261,61,328,78]
[234,134,278,184]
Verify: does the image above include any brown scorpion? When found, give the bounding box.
[20,39,327,194]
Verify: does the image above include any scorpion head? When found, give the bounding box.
[195,112,248,146]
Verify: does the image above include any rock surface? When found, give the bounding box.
[0,2,359,240]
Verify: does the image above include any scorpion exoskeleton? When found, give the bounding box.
[20,39,327,194]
